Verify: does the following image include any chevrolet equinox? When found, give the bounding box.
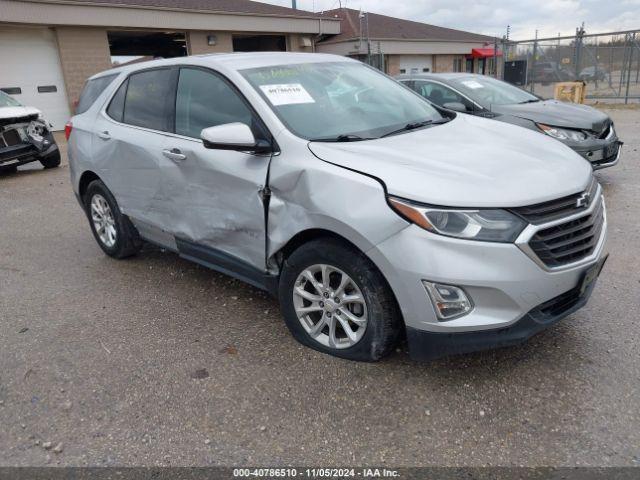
[67,53,608,361]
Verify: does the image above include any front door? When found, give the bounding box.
[466,58,474,73]
[162,67,272,270]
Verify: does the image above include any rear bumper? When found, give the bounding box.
[406,260,604,361]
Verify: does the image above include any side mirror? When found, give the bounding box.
[442,102,468,113]
[201,123,271,154]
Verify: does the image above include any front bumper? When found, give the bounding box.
[572,138,622,170]
[406,255,606,361]
[0,123,58,169]
[366,200,608,360]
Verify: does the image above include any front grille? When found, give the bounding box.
[511,177,598,225]
[528,196,604,268]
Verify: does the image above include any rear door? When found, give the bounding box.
[92,67,176,235]
[160,66,272,270]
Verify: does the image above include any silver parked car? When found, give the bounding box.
[67,53,608,361]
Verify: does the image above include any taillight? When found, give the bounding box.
[64,121,73,141]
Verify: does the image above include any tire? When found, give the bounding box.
[39,149,61,169]
[1,165,18,174]
[84,179,142,259]
[279,238,402,362]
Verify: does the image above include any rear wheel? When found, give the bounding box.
[84,180,142,259]
[279,238,402,362]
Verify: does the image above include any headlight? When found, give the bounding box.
[388,197,527,243]
[537,123,588,142]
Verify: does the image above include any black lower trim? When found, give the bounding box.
[0,139,59,169]
[175,238,278,296]
[406,268,603,362]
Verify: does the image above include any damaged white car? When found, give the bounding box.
[0,90,61,172]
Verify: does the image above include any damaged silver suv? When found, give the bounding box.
[0,90,60,172]
[68,53,608,361]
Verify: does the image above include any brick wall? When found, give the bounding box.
[187,31,233,54]
[55,27,112,108]
[433,54,459,73]
[287,34,313,52]
[387,55,400,76]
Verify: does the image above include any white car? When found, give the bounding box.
[66,53,608,361]
[0,90,60,172]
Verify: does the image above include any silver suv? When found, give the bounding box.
[67,53,608,361]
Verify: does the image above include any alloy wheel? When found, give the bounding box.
[90,194,117,248]
[292,264,368,349]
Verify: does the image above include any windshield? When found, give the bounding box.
[241,61,442,140]
[0,90,22,108]
[450,76,540,107]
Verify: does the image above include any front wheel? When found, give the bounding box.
[279,238,402,362]
[84,179,142,259]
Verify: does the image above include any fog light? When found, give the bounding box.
[422,281,473,321]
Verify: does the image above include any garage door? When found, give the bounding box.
[0,28,71,130]
[398,55,434,75]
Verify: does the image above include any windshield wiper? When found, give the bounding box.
[309,134,374,142]
[381,118,450,138]
[518,99,541,104]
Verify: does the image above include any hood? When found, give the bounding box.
[0,106,41,123]
[492,100,610,133]
[308,114,592,208]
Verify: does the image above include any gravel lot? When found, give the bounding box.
[1,109,639,467]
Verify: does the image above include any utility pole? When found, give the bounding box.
[291,0,296,9]
[358,9,363,55]
[575,23,585,80]
[366,11,371,66]
[531,29,538,93]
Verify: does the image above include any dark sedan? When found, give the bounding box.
[397,73,622,170]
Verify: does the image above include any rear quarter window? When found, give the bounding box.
[76,74,118,114]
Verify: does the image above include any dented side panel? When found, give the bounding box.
[157,135,271,269]
[90,113,168,235]
[266,133,408,272]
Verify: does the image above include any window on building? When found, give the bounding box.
[175,68,254,139]
[453,58,464,73]
[123,68,174,131]
[487,57,496,76]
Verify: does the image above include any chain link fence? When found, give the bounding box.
[500,29,640,103]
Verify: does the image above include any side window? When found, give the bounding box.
[399,80,414,90]
[414,81,473,110]
[106,78,128,122]
[123,69,174,132]
[76,74,118,114]
[175,68,254,139]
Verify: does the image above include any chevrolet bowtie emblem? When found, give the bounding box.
[576,192,591,208]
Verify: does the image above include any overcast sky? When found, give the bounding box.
[257,0,640,39]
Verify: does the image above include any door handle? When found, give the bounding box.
[162,148,186,162]
[97,131,111,140]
